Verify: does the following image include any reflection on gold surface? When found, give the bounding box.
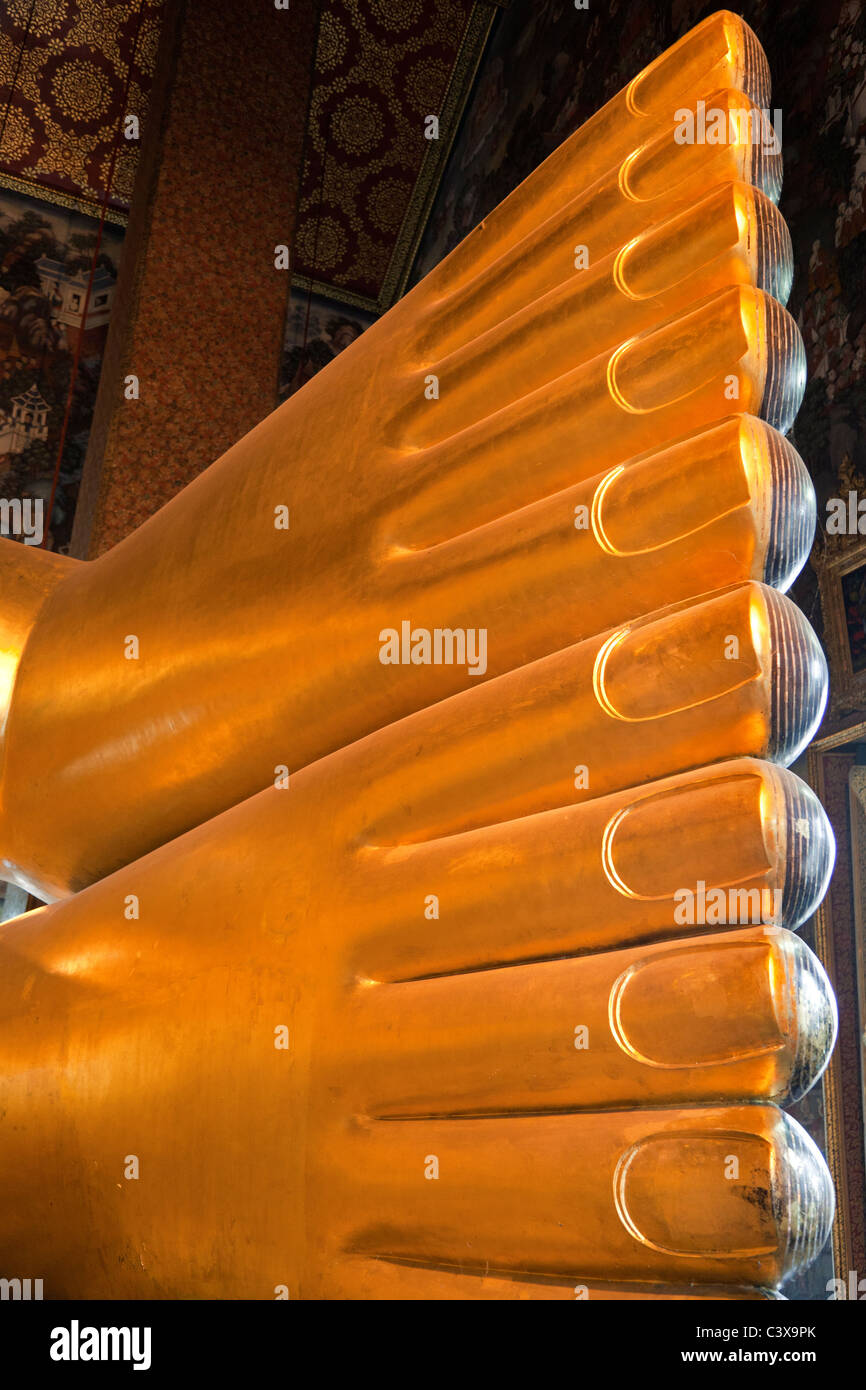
[0,11,839,1300]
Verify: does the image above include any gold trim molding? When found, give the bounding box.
[382,0,497,310]
[0,172,129,227]
[806,739,865,1288]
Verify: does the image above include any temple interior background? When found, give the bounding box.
[1,0,865,1299]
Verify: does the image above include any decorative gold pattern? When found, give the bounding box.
[2,0,495,300]
[294,0,496,310]
[51,58,112,122]
[0,0,165,217]
[384,1,496,307]
[0,108,35,163]
[6,0,73,40]
[0,169,127,224]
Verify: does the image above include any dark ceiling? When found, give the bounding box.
[0,0,501,308]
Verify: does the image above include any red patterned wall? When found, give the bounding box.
[0,0,165,217]
[73,0,319,555]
